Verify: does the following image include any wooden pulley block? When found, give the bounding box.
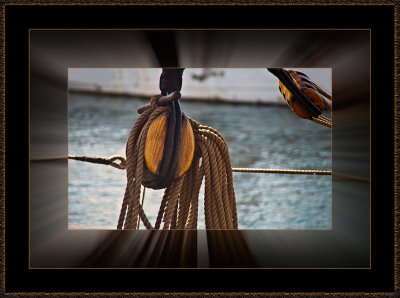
[139,100,195,189]
[278,70,324,119]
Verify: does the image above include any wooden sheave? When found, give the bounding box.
[140,99,195,189]
[278,70,325,119]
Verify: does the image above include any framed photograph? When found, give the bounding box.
[3,2,397,295]
[67,67,332,232]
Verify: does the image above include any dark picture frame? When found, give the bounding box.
[2,2,397,295]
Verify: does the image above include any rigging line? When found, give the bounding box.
[232,168,331,175]
[66,155,332,176]
[137,187,146,230]
[64,155,371,183]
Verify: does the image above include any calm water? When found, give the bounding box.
[68,93,332,229]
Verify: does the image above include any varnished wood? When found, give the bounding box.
[278,70,324,119]
[177,116,195,177]
[142,108,195,187]
[144,113,167,174]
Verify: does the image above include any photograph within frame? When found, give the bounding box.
[67,67,333,231]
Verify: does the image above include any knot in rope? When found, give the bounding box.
[150,94,163,110]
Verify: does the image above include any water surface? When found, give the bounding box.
[68,93,331,229]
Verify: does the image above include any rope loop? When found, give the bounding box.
[109,155,127,169]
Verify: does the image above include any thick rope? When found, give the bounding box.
[121,96,168,229]
[312,114,332,128]
[189,124,237,229]
[162,176,184,229]
[203,135,227,229]
[117,107,152,229]
[186,157,203,229]
[137,187,146,229]
[198,140,217,229]
[196,126,238,228]
[311,81,332,101]
[127,107,168,229]
[113,95,240,229]
[155,187,170,229]
[176,168,191,228]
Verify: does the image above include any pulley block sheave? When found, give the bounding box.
[139,99,195,189]
[278,70,325,119]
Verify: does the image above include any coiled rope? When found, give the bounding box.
[116,95,238,230]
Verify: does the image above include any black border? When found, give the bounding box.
[3,3,397,295]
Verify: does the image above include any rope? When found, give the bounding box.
[162,176,184,229]
[68,156,332,175]
[123,97,167,230]
[137,187,146,229]
[68,155,126,169]
[110,95,241,230]
[232,168,331,175]
[311,114,332,128]
[311,81,332,101]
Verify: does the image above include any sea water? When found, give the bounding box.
[68,93,331,229]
